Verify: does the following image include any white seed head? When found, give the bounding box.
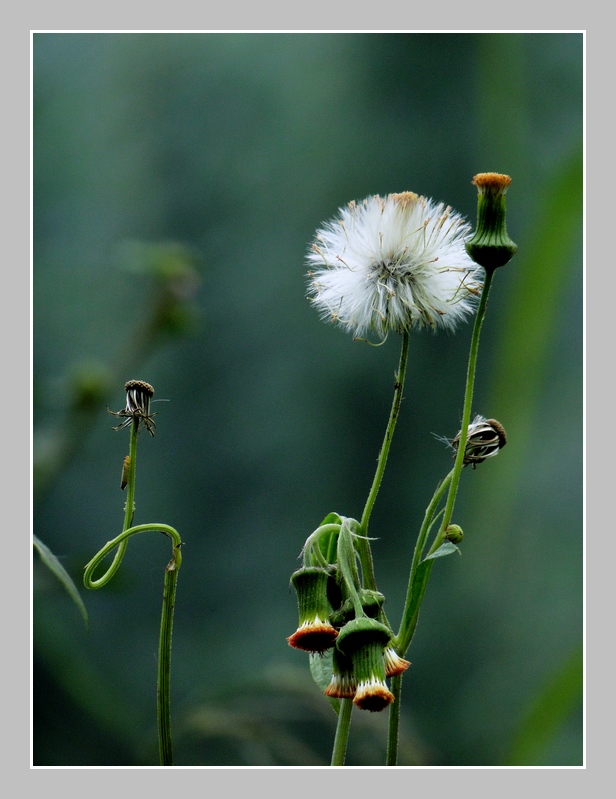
[307,192,483,338]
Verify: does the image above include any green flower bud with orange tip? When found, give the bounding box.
[465,173,518,272]
[324,647,357,699]
[336,617,394,712]
[287,567,338,654]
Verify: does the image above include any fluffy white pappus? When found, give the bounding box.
[307,192,483,338]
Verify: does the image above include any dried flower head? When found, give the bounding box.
[108,380,157,436]
[450,414,507,468]
[307,192,482,339]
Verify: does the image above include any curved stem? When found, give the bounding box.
[84,419,140,589]
[83,522,182,588]
[356,331,410,590]
[83,412,183,766]
[303,523,343,568]
[83,522,182,767]
[331,698,354,766]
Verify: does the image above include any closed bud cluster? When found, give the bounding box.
[288,572,403,711]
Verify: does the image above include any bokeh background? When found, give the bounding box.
[33,32,583,767]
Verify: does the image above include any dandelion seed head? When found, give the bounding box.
[307,192,483,338]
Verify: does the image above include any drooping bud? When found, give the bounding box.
[324,647,357,699]
[336,617,394,712]
[383,647,411,678]
[329,588,385,627]
[466,173,517,272]
[287,567,338,654]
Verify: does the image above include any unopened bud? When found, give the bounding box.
[287,567,338,654]
[445,524,464,544]
[466,173,517,271]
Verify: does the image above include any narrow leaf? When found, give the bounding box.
[33,535,89,630]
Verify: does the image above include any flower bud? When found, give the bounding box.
[329,588,385,627]
[324,647,357,699]
[383,647,411,678]
[336,617,394,712]
[465,173,517,271]
[287,567,338,653]
[445,524,464,544]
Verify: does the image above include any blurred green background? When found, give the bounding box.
[33,32,583,766]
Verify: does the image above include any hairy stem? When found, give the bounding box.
[357,331,410,590]
[331,332,410,767]
[386,268,496,765]
[386,674,403,766]
[436,267,495,543]
[158,539,182,766]
[331,698,354,766]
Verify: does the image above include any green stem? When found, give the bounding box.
[386,268,496,766]
[435,267,495,544]
[330,333,410,767]
[83,522,182,767]
[395,469,453,654]
[83,411,183,766]
[357,331,410,590]
[84,523,182,588]
[158,539,182,766]
[84,419,140,588]
[386,674,403,766]
[331,698,354,766]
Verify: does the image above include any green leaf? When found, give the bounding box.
[317,512,342,562]
[33,535,89,630]
[422,541,460,562]
[318,512,343,527]
[309,650,339,714]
